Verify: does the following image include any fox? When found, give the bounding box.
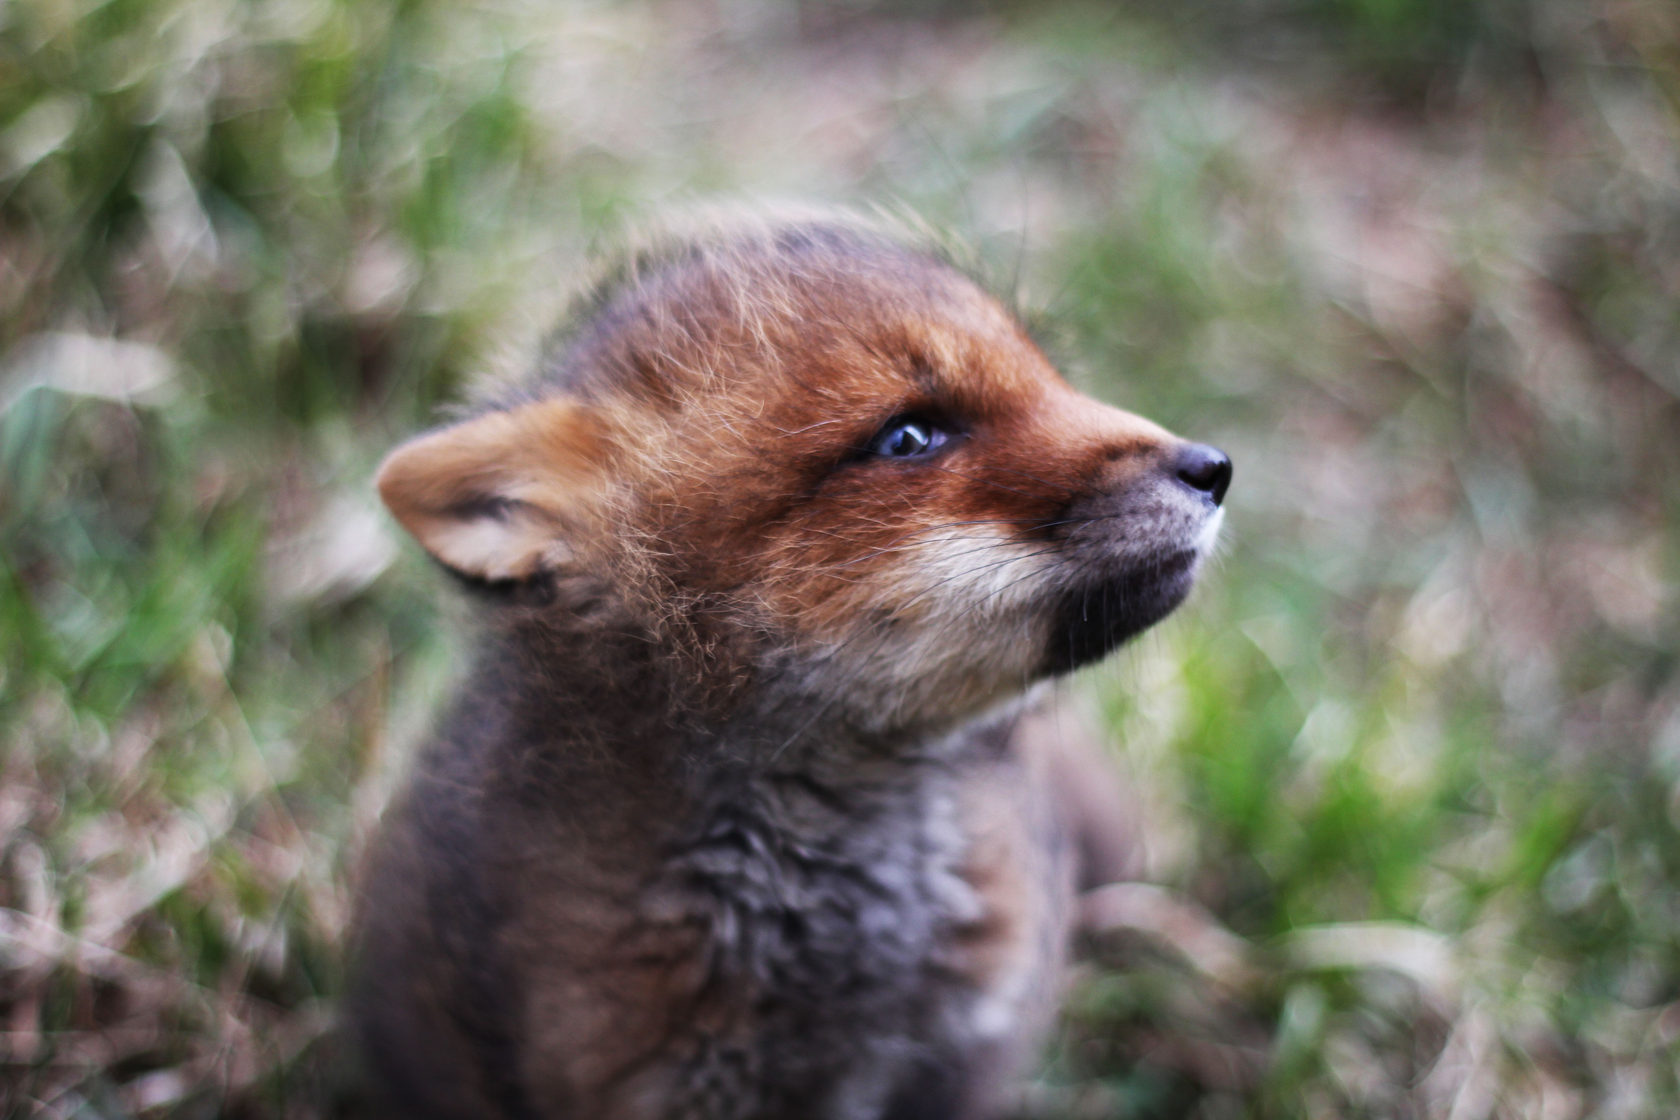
[349,211,1231,1120]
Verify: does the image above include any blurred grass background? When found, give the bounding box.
[2,0,1677,1116]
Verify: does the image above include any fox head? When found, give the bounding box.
[377,215,1229,735]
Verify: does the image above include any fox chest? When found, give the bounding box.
[518,782,1053,1120]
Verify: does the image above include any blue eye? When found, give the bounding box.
[868,417,949,459]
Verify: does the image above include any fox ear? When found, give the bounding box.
[376,398,611,581]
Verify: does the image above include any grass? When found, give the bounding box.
[2,0,1678,1116]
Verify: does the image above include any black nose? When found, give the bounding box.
[1173,443,1232,505]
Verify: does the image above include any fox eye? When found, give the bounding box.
[868,416,949,459]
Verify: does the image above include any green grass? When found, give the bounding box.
[3,1,1678,1116]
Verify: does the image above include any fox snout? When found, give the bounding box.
[982,385,1229,677]
[1044,432,1231,674]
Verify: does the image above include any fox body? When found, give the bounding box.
[351,215,1231,1119]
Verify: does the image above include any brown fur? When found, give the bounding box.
[350,212,1230,1119]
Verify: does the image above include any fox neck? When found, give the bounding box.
[488,595,1018,775]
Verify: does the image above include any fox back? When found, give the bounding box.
[350,214,1230,1120]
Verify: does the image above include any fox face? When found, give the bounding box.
[377,218,1229,734]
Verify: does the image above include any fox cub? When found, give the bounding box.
[351,213,1231,1120]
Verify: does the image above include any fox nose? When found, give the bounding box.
[1172,443,1232,505]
